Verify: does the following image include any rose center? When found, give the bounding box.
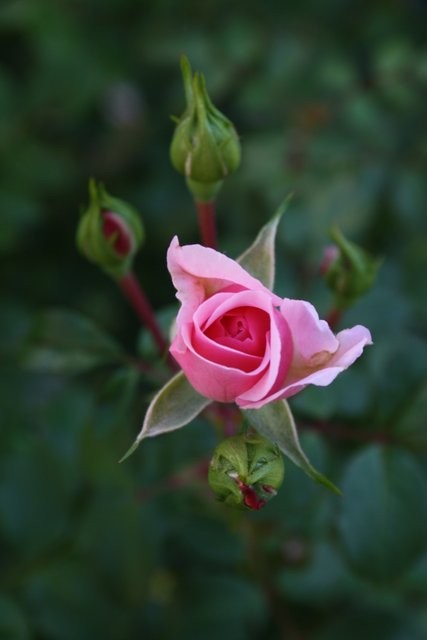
[203,306,269,357]
[221,314,251,341]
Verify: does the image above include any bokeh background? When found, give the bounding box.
[1,0,427,638]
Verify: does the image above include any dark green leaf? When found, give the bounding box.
[22,309,125,373]
[393,382,427,447]
[0,597,30,640]
[24,563,126,640]
[338,445,427,581]
[278,541,358,604]
[315,608,427,640]
[0,443,74,556]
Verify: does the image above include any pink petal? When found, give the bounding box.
[330,325,373,367]
[281,299,339,365]
[169,288,292,404]
[192,323,263,372]
[204,307,267,355]
[194,290,273,357]
[237,323,372,409]
[167,237,281,327]
[170,331,270,403]
[236,303,293,406]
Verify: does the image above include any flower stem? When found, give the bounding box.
[195,199,218,249]
[205,402,243,438]
[325,306,343,331]
[136,458,210,503]
[118,271,170,361]
[299,419,391,444]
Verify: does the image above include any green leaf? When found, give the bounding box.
[278,541,356,604]
[393,382,427,447]
[338,445,427,581]
[21,309,124,374]
[0,442,74,556]
[23,562,126,640]
[0,597,30,640]
[315,609,425,640]
[120,371,211,462]
[243,400,341,494]
[237,195,292,289]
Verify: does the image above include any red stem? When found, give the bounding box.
[299,420,391,444]
[118,272,171,361]
[204,402,243,437]
[136,458,210,503]
[325,307,342,331]
[195,200,217,249]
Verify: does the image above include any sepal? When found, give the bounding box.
[243,400,341,495]
[119,371,211,462]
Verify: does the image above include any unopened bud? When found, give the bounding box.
[208,432,284,510]
[170,56,241,202]
[76,179,144,277]
[324,226,381,308]
[320,245,340,276]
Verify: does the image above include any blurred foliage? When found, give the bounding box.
[1,0,427,638]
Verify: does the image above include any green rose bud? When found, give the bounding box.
[170,55,241,202]
[324,226,381,309]
[208,432,285,510]
[76,179,144,277]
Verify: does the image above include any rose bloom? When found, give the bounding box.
[167,237,372,410]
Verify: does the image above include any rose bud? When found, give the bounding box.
[170,55,241,203]
[76,179,144,277]
[208,432,285,510]
[325,226,381,308]
[319,245,339,276]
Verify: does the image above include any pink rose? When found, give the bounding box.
[167,237,372,409]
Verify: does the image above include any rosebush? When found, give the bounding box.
[2,1,427,638]
[168,236,372,408]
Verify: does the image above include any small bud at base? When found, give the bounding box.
[208,432,285,510]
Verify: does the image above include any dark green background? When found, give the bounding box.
[1,1,427,638]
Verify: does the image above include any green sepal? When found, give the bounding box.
[119,371,211,462]
[325,226,381,309]
[243,400,341,495]
[238,194,293,290]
